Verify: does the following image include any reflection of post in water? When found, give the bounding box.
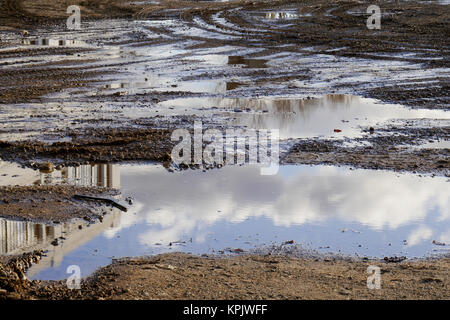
[0,219,55,254]
[60,164,120,188]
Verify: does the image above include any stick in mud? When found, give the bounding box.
[73,194,128,212]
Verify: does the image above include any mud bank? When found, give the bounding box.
[1,123,448,176]
[1,252,449,300]
[0,127,173,167]
[0,184,119,223]
[284,139,450,176]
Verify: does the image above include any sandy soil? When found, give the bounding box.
[0,252,449,300]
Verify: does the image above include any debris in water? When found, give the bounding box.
[432,240,446,246]
[384,256,406,263]
[73,194,128,212]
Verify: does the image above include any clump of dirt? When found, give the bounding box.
[0,184,120,223]
[3,252,449,300]
[0,250,43,299]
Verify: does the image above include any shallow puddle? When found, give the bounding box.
[158,94,450,139]
[1,162,448,280]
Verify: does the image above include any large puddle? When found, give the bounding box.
[0,161,449,280]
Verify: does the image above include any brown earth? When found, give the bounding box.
[283,140,450,177]
[0,252,449,300]
[0,184,120,222]
[1,124,448,176]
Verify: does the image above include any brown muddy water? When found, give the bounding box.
[0,161,449,280]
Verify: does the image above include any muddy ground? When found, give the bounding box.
[0,184,120,222]
[0,0,448,175]
[1,252,449,300]
[0,0,449,300]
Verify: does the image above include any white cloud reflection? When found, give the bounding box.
[104,164,450,248]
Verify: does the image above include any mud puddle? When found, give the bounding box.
[1,161,448,280]
[158,94,450,139]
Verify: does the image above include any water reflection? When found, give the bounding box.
[61,164,120,188]
[21,38,85,47]
[0,162,120,188]
[101,79,242,94]
[115,165,449,246]
[26,211,121,277]
[2,162,449,280]
[160,94,450,139]
[0,219,55,254]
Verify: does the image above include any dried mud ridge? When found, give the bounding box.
[284,125,450,176]
[0,252,449,300]
[0,57,103,104]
